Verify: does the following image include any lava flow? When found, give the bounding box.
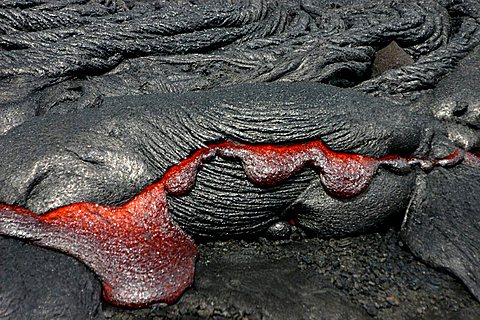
[0,140,478,307]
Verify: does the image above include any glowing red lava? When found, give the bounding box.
[0,140,477,306]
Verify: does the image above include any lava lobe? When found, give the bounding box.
[0,140,476,306]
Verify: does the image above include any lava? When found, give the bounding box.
[0,140,478,307]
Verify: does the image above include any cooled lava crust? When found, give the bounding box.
[0,83,479,307]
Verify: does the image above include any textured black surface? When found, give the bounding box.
[420,45,480,150]
[0,237,103,320]
[0,0,478,134]
[0,0,479,318]
[104,232,480,320]
[0,81,477,318]
[0,82,429,219]
[174,255,370,320]
[402,165,480,301]
[289,169,416,237]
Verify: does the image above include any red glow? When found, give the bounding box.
[464,151,480,167]
[0,140,478,307]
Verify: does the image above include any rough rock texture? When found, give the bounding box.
[0,0,479,319]
[0,82,429,221]
[287,169,416,237]
[0,82,478,317]
[402,165,480,301]
[0,0,478,134]
[371,41,414,78]
[0,237,103,320]
[416,45,480,150]
[163,255,370,320]
[103,231,480,320]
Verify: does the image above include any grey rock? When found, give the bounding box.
[0,0,479,318]
[427,45,480,150]
[0,0,477,133]
[0,237,103,320]
[180,255,371,320]
[288,169,416,237]
[402,165,480,301]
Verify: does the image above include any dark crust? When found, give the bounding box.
[0,0,479,318]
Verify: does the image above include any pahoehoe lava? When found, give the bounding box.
[0,137,477,306]
[0,0,479,318]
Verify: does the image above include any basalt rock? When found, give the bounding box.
[0,0,479,319]
[0,237,103,320]
[164,254,371,320]
[419,45,480,150]
[0,0,478,133]
[0,81,479,310]
[0,82,439,307]
[402,165,480,301]
[0,82,430,215]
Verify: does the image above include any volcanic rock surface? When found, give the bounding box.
[0,0,479,319]
[102,230,480,320]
